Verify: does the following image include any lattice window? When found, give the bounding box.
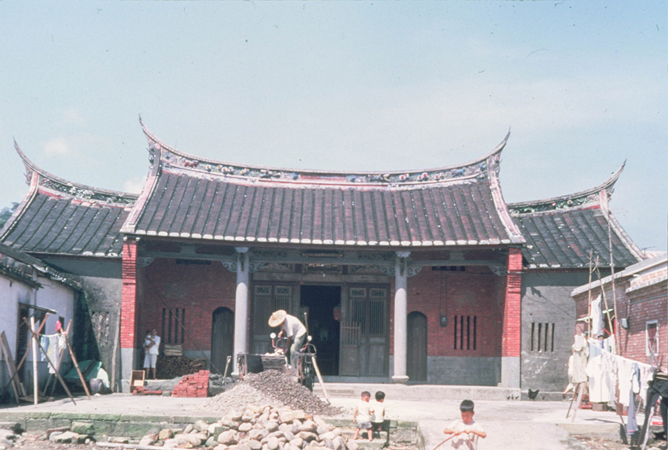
[162,308,186,344]
[351,299,367,334]
[530,322,555,352]
[453,315,477,350]
[369,300,385,335]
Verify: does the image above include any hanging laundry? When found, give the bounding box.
[617,357,636,407]
[40,335,49,361]
[590,295,604,338]
[627,363,640,434]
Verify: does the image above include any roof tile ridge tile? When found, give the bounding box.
[121,159,161,235]
[508,162,626,217]
[14,140,137,206]
[140,119,510,188]
[485,147,525,244]
[602,209,646,263]
[0,165,40,242]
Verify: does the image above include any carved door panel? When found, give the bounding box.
[339,322,361,376]
[251,284,295,354]
[342,286,388,377]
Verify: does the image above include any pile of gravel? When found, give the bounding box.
[197,370,342,416]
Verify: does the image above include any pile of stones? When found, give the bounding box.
[46,422,96,444]
[199,370,341,416]
[136,404,358,450]
[0,428,19,448]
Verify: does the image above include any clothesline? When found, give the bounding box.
[39,333,67,374]
[585,337,654,406]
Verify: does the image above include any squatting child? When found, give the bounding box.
[371,391,390,447]
[442,399,486,450]
[353,391,374,440]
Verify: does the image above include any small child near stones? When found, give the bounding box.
[353,391,374,440]
[371,391,390,446]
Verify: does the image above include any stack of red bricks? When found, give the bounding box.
[172,370,210,398]
[132,385,164,395]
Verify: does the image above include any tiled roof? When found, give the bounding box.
[0,242,81,289]
[121,122,525,247]
[509,164,645,269]
[0,142,137,258]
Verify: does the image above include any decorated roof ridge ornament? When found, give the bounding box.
[13,140,138,207]
[507,161,626,217]
[139,117,511,187]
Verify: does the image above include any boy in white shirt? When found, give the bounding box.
[371,391,390,447]
[353,391,374,441]
[443,400,486,449]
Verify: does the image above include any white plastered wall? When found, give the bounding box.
[0,273,77,394]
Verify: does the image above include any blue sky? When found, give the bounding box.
[1,1,665,251]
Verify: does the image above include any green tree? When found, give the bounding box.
[0,202,19,229]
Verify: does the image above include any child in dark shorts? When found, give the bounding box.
[371,391,390,447]
[353,391,374,440]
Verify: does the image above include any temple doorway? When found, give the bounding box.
[300,285,341,376]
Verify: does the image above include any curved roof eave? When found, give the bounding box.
[13,140,138,206]
[508,161,626,216]
[139,118,512,187]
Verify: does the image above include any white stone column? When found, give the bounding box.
[392,251,410,384]
[232,247,250,375]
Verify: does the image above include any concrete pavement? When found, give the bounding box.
[0,388,626,450]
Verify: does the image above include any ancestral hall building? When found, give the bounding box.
[0,121,646,391]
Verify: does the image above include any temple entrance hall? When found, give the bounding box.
[300,285,341,376]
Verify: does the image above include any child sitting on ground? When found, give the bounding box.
[371,391,390,447]
[353,391,374,441]
[443,399,487,449]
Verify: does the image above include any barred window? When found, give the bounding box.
[530,322,555,352]
[162,308,186,344]
[453,315,477,350]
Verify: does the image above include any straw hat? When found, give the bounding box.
[268,310,287,327]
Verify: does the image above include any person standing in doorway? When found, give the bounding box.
[143,329,160,380]
[268,310,306,368]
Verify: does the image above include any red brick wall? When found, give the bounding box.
[573,276,667,368]
[121,238,138,349]
[502,248,522,357]
[404,266,503,357]
[626,283,667,368]
[136,256,508,359]
[138,259,237,352]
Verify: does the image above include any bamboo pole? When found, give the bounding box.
[64,334,91,400]
[310,355,330,404]
[22,317,76,405]
[595,260,615,339]
[0,337,20,404]
[31,316,38,405]
[0,315,48,401]
[587,250,593,338]
[606,208,621,355]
